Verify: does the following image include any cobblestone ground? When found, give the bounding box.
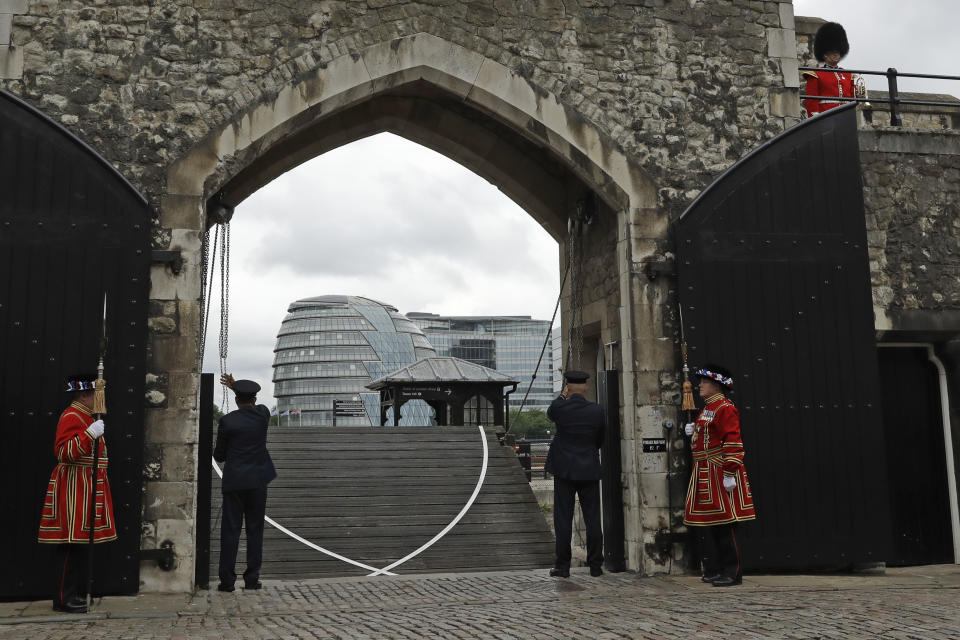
[2,567,959,640]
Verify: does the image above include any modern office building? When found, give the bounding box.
[272,295,437,426]
[407,313,555,412]
[552,325,563,394]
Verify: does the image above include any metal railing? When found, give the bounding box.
[800,66,960,126]
[515,439,552,481]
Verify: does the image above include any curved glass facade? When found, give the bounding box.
[272,295,438,426]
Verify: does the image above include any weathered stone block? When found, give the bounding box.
[0,0,26,13]
[639,471,669,508]
[0,43,22,78]
[143,480,195,521]
[150,261,201,301]
[779,57,799,89]
[167,371,199,410]
[149,316,177,334]
[0,14,11,45]
[160,195,205,231]
[769,87,800,117]
[150,334,198,372]
[145,408,199,444]
[778,2,795,30]
[766,28,796,62]
[161,443,197,482]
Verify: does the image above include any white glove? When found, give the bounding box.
[723,475,737,492]
[684,422,695,436]
[86,419,105,439]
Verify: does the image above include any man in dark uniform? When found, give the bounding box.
[215,374,277,592]
[545,370,605,577]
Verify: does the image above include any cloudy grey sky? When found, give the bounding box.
[202,134,560,407]
[204,0,959,408]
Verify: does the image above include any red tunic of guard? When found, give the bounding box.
[37,401,117,543]
[684,393,756,526]
[803,67,855,116]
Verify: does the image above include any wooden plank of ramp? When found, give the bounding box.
[208,426,554,580]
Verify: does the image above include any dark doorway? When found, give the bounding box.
[879,346,954,565]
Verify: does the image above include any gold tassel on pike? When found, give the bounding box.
[681,342,697,411]
[92,358,107,416]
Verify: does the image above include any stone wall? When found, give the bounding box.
[861,129,960,333]
[1,0,798,590]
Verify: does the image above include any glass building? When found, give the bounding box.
[552,325,563,394]
[407,313,555,411]
[272,296,437,426]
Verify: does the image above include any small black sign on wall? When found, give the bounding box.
[642,438,667,453]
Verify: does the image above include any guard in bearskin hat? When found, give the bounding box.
[802,21,856,116]
[682,363,755,586]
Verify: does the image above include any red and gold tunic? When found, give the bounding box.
[803,67,855,116]
[684,393,756,526]
[37,401,117,544]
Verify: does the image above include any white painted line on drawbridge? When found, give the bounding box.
[212,459,394,575]
[366,424,489,576]
[210,424,489,577]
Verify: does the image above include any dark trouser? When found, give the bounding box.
[553,477,603,570]
[219,486,268,587]
[696,523,741,579]
[53,543,86,605]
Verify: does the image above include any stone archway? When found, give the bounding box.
[150,33,662,591]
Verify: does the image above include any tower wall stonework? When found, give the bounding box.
[3,1,803,591]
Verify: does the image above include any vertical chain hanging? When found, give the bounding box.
[197,220,231,411]
[218,222,231,410]
[566,221,584,371]
[198,225,217,366]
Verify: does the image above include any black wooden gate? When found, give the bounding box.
[675,104,891,570]
[1,90,152,599]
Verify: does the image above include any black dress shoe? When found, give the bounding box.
[53,599,88,614]
[590,566,603,577]
[217,583,235,592]
[549,567,570,578]
[712,575,743,587]
[701,574,722,583]
[244,582,262,590]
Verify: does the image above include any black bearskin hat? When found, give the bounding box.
[814,22,849,62]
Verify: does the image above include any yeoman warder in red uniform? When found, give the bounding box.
[37,373,117,613]
[683,363,755,586]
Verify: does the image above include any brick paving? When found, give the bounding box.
[2,566,959,639]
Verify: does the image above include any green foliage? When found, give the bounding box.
[269,406,279,426]
[508,408,553,439]
[212,405,223,427]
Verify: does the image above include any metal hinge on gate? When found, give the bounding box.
[642,259,675,281]
[654,528,687,554]
[152,249,184,275]
[140,540,176,571]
